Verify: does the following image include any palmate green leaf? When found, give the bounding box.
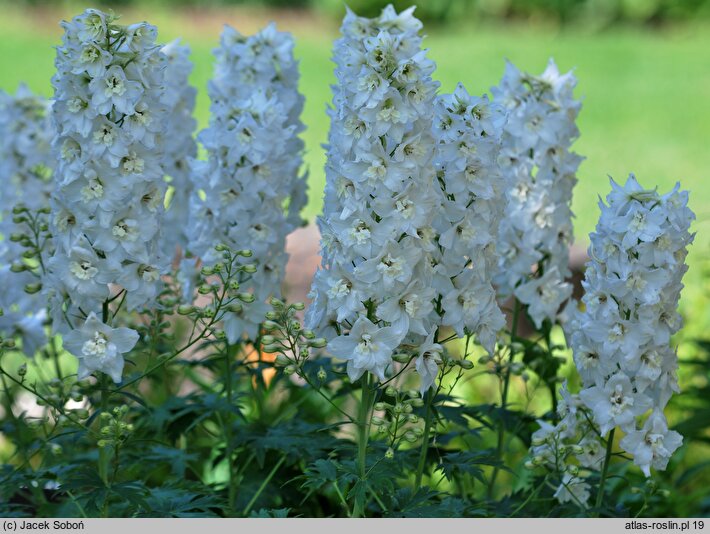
[249,508,290,518]
[438,449,510,485]
[387,488,481,517]
[146,392,245,439]
[299,458,339,491]
[139,486,223,517]
[140,445,198,478]
[463,404,537,448]
[235,419,341,468]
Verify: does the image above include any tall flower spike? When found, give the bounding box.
[305,5,440,384]
[0,85,54,357]
[492,59,583,328]
[161,39,198,257]
[572,174,694,476]
[44,9,170,379]
[430,83,507,363]
[187,23,307,342]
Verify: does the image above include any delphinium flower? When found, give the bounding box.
[0,84,54,356]
[569,174,694,477]
[429,83,508,376]
[160,39,198,257]
[44,9,170,381]
[187,23,307,342]
[305,5,440,384]
[492,59,583,328]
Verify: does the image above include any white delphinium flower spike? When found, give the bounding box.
[44,9,171,379]
[0,84,54,357]
[305,5,440,385]
[186,23,307,342]
[492,59,583,328]
[571,174,694,475]
[430,83,507,359]
[160,39,198,257]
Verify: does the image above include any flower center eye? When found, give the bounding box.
[82,332,109,358]
[70,260,98,280]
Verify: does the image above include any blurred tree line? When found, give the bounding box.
[8,0,710,27]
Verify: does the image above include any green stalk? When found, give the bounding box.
[224,342,237,516]
[98,301,111,497]
[414,389,434,490]
[352,374,373,518]
[594,428,616,516]
[488,299,520,499]
[242,454,286,517]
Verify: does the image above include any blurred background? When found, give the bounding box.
[1,0,709,512]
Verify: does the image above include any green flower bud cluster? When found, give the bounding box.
[263,298,327,374]
[33,376,89,421]
[7,204,52,279]
[97,405,133,448]
[373,387,425,453]
[175,245,256,335]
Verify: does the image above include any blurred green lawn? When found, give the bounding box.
[1,4,708,329]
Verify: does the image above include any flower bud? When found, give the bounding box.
[242,264,257,274]
[177,305,195,315]
[284,365,297,375]
[227,303,243,313]
[237,293,255,303]
[237,249,253,257]
[262,343,282,354]
[478,355,491,364]
[317,368,327,381]
[201,266,214,276]
[385,386,397,397]
[9,233,24,242]
[17,363,26,376]
[309,338,327,348]
[24,283,42,294]
[198,285,212,295]
[10,263,27,273]
[404,431,418,443]
[385,447,395,460]
[457,359,474,370]
[291,302,306,311]
[371,416,385,425]
[270,297,285,308]
[274,354,291,366]
[392,353,410,363]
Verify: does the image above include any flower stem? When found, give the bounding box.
[594,427,616,516]
[242,454,286,517]
[414,389,434,490]
[225,341,237,516]
[353,373,373,518]
[98,300,111,514]
[488,298,520,499]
